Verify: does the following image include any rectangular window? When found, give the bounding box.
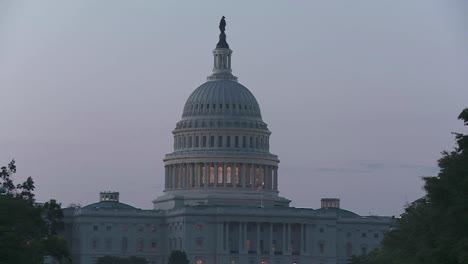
[243,136,246,147]
[106,226,112,231]
[202,136,207,147]
[210,136,215,147]
[250,137,253,148]
[196,238,203,250]
[93,225,98,231]
[362,233,367,238]
[218,136,223,147]
[121,237,128,252]
[92,238,98,251]
[189,136,192,148]
[151,240,157,252]
[195,136,199,147]
[227,136,231,147]
[235,136,239,147]
[105,238,112,251]
[361,247,367,255]
[137,238,144,252]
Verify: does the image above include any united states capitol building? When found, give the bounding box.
[63,18,393,264]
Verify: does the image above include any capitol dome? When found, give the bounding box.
[182,80,262,120]
[153,18,290,210]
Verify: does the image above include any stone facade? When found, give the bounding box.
[62,21,393,264]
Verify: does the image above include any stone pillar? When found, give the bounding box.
[195,163,200,188]
[204,163,209,187]
[223,163,227,187]
[301,224,305,253]
[244,222,248,252]
[287,223,291,255]
[282,223,287,253]
[274,167,278,190]
[257,223,261,254]
[164,166,168,189]
[252,164,256,189]
[270,223,274,255]
[238,222,242,253]
[226,222,230,252]
[241,163,246,188]
[172,165,176,189]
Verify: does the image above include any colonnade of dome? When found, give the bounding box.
[164,163,278,191]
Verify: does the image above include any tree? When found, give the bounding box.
[0,160,70,264]
[96,255,148,264]
[354,109,468,264]
[168,250,189,264]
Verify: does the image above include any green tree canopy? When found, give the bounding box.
[168,250,189,264]
[0,160,70,264]
[353,108,468,264]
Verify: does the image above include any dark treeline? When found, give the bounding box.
[350,108,468,264]
[0,160,70,264]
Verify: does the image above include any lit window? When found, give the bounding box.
[227,167,232,184]
[218,166,223,184]
[209,166,215,183]
[196,260,203,264]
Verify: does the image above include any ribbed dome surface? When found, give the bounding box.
[182,80,262,119]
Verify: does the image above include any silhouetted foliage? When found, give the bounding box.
[351,108,468,264]
[168,250,189,264]
[0,160,70,264]
[97,255,148,264]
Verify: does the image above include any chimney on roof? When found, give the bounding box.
[321,198,340,209]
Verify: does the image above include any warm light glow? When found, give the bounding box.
[227,166,232,183]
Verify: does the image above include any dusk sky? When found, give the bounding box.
[1,1,467,216]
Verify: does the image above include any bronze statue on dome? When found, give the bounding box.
[219,16,226,33]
